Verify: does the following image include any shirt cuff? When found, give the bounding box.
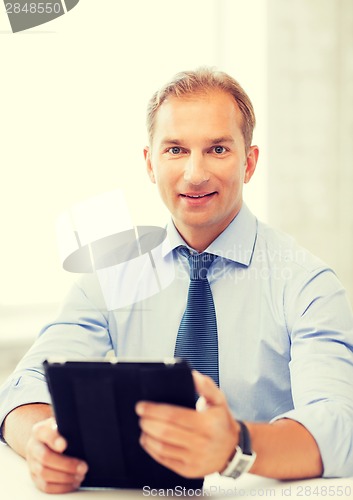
[0,374,51,443]
[271,402,353,478]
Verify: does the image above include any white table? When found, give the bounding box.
[1,443,352,499]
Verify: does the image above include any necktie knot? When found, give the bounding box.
[179,247,216,280]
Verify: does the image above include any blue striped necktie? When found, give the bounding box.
[174,247,219,386]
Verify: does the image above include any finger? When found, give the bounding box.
[140,431,186,461]
[136,402,200,430]
[32,475,82,495]
[140,440,198,479]
[28,439,88,476]
[140,434,186,471]
[27,443,88,494]
[30,460,85,485]
[28,418,88,476]
[192,371,226,407]
[139,417,204,449]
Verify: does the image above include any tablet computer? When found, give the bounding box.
[43,358,203,490]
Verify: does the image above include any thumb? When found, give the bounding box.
[32,417,67,453]
[192,370,226,408]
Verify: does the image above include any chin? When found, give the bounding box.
[183,217,216,229]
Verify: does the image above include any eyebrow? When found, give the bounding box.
[211,136,235,145]
[160,139,183,147]
[160,136,235,147]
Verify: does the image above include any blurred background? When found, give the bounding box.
[0,0,352,382]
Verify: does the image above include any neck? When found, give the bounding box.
[173,225,222,253]
[172,206,243,253]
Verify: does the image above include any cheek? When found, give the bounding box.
[155,165,177,186]
[152,170,171,198]
[219,167,243,190]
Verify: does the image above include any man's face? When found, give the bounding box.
[144,90,258,245]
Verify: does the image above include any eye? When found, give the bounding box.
[168,146,182,155]
[212,145,227,154]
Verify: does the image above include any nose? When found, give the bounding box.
[183,153,209,185]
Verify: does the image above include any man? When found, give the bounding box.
[1,68,353,494]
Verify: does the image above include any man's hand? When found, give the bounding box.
[135,371,240,478]
[25,417,88,494]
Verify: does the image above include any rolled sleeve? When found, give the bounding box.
[0,273,113,442]
[272,402,353,477]
[278,267,353,477]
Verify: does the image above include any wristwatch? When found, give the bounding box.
[220,420,257,479]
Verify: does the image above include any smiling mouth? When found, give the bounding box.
[180,192,216,199]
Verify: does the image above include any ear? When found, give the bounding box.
[244,145,259,184]
[144,146,156,184]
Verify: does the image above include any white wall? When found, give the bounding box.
[267,0,353,302]
[1,0,351,352]
[0,0,267,342]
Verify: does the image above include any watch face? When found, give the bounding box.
[230,456,252,479]
[221,449,257,479]
[221,422,257,479]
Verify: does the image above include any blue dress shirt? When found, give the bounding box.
[1,204,353,477]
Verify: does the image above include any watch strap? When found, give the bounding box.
[237,420,252,455]
[220,420,256,479]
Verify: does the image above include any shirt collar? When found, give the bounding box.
[163,203,257,267]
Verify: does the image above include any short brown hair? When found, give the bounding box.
[146,67,256,152]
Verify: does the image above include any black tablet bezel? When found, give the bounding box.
[43,358,203,490]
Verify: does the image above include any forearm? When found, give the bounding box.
[2,403,53,458]
[247,418,323,479]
